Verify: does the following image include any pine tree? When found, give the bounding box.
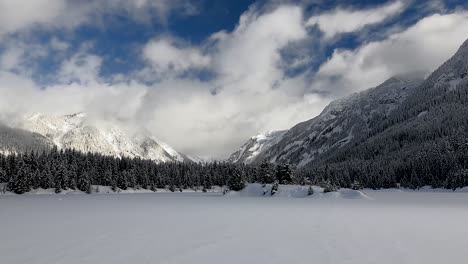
[117,171,129,190]
[351,180,363,190]
[227,169,246,191]
[9,161,32,194]
[150,182,157,192]
[169,184,176,192]
[38,168,52,189]
[0,167,5,183]
[54,164,68,193]
[321,180,337,193]
[77,171,91,193]
[275,164,293,184]
[259,160,274,184]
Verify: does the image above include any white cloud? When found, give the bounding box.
[50,37,69,51]
[313,11,468,96]
[2,2,468,160]
[0,0,197,37]
[135,5,327,157]
[143,38,210,76]
[0,39,48,73]
[0,47,24,71]
[0,0,67,36]
[59,52,103,85]
[306,1,405,39]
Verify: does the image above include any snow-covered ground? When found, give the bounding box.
[1,189,468,264]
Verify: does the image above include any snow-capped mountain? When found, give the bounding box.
[230,74,424,167]
[227,130,287,164]
[0,122,53,155]
[231,39,468,169]
[19,112,188,163]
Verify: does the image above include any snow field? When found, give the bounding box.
[1,190,468,264]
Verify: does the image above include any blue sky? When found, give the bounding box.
[1,0,468,158]
[10,0,467,83]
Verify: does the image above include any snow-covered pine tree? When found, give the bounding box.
[77,171,91,193]
[227,169,246,191]
[351,180,363,190]
[259,160,274,185]
[275,164,293,184]
[117,171,129,190]
[321,180,337,193]
[9,161,31,194]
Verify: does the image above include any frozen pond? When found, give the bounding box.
[1,190,468,264]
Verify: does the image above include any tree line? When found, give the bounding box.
[0,147,296,194]
[3,134,468,195]
[301,71,468,191]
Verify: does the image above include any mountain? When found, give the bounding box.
[316,38,468,162]
[298,38,468,188]
[11,112,189,163]
[0,123,53,155]
[227,130,287,164]
[229,38,468,189]
[231,74,424,167]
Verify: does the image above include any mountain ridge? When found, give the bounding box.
[230,73,425,166]
[1,112,191,163]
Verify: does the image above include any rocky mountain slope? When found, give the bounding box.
[231,74,424,166]
[314,37,468,165]
[227,130,287,164]
[231,38,468,173]
[2,112,189,163]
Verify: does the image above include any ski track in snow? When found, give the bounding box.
[1,191,468,264]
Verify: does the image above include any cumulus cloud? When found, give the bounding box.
[0,0,197,37]
[1,1,468,159]
[143,38,211,76]
[50,37,69,51]
[306,1,405,39]
[0,39,49,73]
[136,5,329,158]
[0,0,67,36]
[313,11,468,97]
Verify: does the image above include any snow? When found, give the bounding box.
[19,112,189,163]
[1,189,468,264]
[228,130,287,163]
[0,183,223,195]
[226,184,372,199]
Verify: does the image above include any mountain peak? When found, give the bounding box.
[228,130,287,164]
[383,72,426,85]
[18,112,190,163]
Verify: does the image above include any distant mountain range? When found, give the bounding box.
[0,112,192,163]
[2,38,468,170]
[229,38,468,170]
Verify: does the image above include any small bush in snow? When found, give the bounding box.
[271,181,279,195]
[169,185,176,192]
[321,181,338,193]
[351,180,363,190]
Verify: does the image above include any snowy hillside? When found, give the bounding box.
[0,122,52,155]
[19,112,188,162]
[227,130,287,164]
[238,74,423,167]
